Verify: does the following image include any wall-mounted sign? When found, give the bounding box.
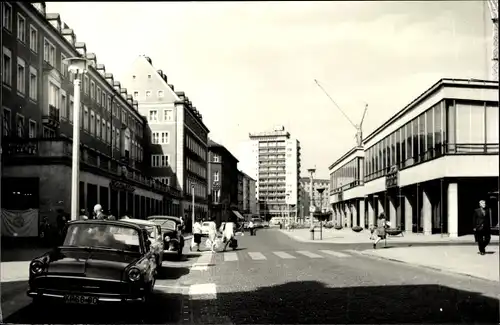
[385,165,399,189]
[110,180,135,193]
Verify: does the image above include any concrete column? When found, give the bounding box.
[107,188,111,213]
[447,183,458,238]
[422,189,432,235]
[389,197,397,229]
[396,195,402,229]
[351,203,358,227]
[404,194,413,233]
[340,205,345,226]
[367,199,375,227]
[83,182,88,212]
[377,197,384,217]
[359,199,366,229]
[345,204,351,228]
[96,186,100,207]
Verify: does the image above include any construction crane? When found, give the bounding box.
[487,0,498,80]
[314,79,368,147]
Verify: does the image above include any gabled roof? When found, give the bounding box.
[208,138,239,163]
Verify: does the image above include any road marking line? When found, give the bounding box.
[189,283,217,300]
[319,249,351,258]
[190,252,214,271]
[223,252,238,261]
[296,250,324,258]
[273,251,296,259]
[248,252,267,260]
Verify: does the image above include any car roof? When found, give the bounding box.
[121,218,157,228]
[147,215,181,223]
[68,219,143,230]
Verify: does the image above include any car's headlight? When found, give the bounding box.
[128,267,142,282]
[30,260,44,275]
[164,236,170,242]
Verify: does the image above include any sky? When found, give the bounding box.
[47,1,494,179]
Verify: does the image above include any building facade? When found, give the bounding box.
[1,2,181,233]
[238,126,301,219]
[329,78,499,237]
[121,55,210,228]
[240,171,258,216]
[207,139,239,226]
[299,177,330,217]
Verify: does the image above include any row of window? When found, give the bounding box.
[148,109,174,123]
[258,141,286,147]
[2,49,38,101]
[151,154,170,168]
[187,157,207,178]
[186,134,206,161]
[185,178,207,199]
[2,107,36,138]
[3,3,144,137]
[152,131,170,145]
[134,90,165,99]
[330,158,360,191]
[153,176,170,186]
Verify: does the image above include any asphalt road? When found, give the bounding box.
[2,228,499,324]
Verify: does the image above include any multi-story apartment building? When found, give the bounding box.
[1,2,181,231]
[240,171,258,216]
[238,126,301,219]
[329,78,499,236]
[207,139,240,226]
[299,177,330,217]
[121,55,210,227]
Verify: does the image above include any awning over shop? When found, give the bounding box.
[232,210,245,220]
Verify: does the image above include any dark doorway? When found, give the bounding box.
[99,186,108,212]
[87,184,98,217]
[110,189,118,216]
[134,194,140,219]
[79,181,85,212]
[127,192,133,215]
[119,191,126,217]
[141,196,146,217]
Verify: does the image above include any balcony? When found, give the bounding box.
[3,137,181,197]
[42,105,60,128]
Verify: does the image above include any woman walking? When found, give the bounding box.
[373,212,388,249]
[191,218,202,252]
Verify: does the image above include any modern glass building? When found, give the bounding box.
[329,78,499,237]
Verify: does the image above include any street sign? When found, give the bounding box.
[385,165,399,189]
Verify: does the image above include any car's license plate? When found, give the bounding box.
[64,294,98,305]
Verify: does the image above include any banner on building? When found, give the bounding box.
[1,208,39,237]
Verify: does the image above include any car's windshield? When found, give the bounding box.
[63,223,141,253]
[149,219,177,230]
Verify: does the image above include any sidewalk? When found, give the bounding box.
[279,228,500,245]
[352,245,499,282]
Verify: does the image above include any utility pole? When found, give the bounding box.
[308,168,316,238]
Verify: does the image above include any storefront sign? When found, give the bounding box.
[110,180,135,193]
[385,165,399,189]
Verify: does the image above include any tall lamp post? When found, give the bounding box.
[191,185,195,233]
[317,187,326,240]
[65,57,91,221]
[307,168,316,239]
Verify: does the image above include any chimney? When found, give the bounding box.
[46,13,61,32]
[96,64,106,76]
[85,53,97,68]
[105,73,114,85]
[31,2,46,16]
[113,81,121,92]
[75,42,86,57]
[61,28,76,46]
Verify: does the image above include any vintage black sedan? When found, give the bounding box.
[147,216,185,259]
[27,220,158,305]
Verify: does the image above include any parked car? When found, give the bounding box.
[27,220,158,305]
[147,216,185,259]
[251,217,264,228]
[123,219,164,266]
[262,221,270,228]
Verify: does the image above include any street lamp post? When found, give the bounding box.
[307,168,316,239]
[65,57,91,221]
[317,187,326,240]
[191,185,195,234]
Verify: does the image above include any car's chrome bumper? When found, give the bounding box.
[27,290,145,303]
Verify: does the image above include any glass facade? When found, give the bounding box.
[330,157,361,191]
[364,99,498,183]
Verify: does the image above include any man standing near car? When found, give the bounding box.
[248,219,255,236]
[473,200,492,255]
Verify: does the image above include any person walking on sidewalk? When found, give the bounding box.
[191,218,202,252]
[473,199,492,255]
[248,219,256,236]
[373,212,388,249]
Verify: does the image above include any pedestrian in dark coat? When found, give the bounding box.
[473,200,491,255]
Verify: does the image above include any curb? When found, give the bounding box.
[350,250,499,283]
